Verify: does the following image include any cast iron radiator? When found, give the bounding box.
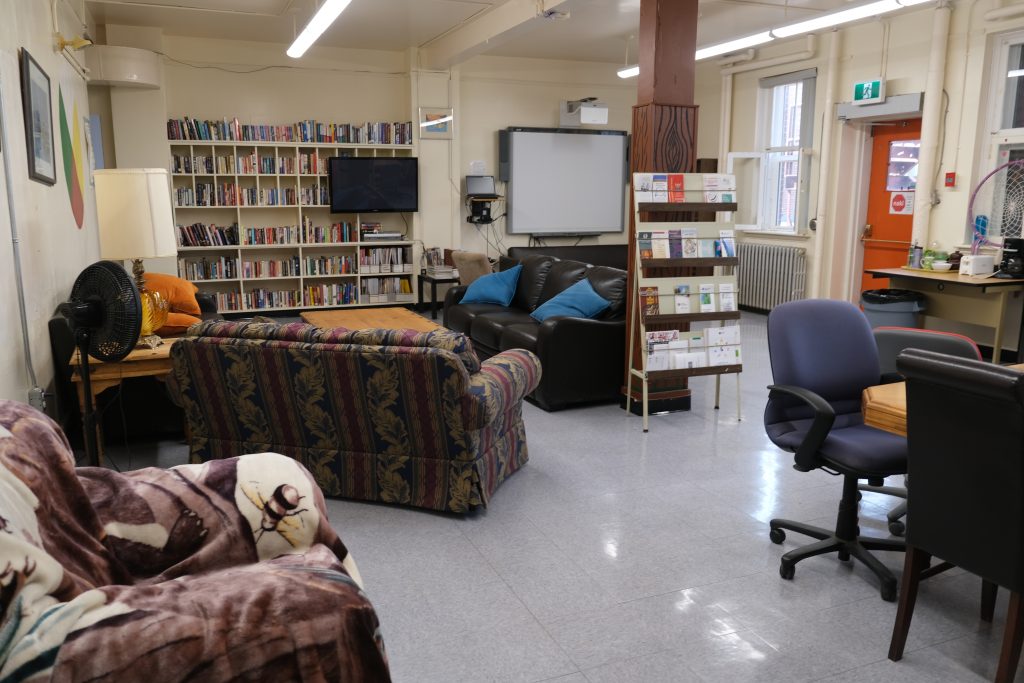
[736,242,807,312]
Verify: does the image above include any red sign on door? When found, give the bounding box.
[889,192,914,215]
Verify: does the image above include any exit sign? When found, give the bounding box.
[852,79,885,106]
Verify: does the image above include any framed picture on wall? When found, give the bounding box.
[418,107,454,140]
[20,49,56,185]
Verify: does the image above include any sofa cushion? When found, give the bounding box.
[587,266,628,320]
[460,264,522,306]
[447,302,508,335]
[499,323,540,353]
[144,272,201,316]
[511,255,556,311]
[531,278,611,321]
[156,311,202,336]
[537,260,590,307]
[471,311,537,350]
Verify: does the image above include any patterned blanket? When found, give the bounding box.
[0,401,389,682]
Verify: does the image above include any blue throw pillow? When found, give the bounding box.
[531,278,611,321]
[460,264,522,306]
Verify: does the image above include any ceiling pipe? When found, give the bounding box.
[811,30,841,299]
[717,49,755,66]
[911,0,953,246]
[721,35,816,76]
[984,2,1024,21]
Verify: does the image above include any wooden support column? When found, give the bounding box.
[623,0,703,414]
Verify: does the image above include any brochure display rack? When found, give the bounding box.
[625,172,743,431]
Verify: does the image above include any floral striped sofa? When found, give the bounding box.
[168,320,541,513]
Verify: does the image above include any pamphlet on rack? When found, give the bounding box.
[719,283,737,312]
[708,345,742,367]
[672,350,707,369]
[702,174,737,191]
[717,229,736,257]
[634,173,654,202]
[668,174,686,202]
[707,325,741,346]
[674,284,691,313]
[640,286,660,315]
[652,174,669,202]
[699,283,716,312]
[651,230,670,258]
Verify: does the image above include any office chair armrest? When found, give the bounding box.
[767,384,836,472]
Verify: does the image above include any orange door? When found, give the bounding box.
[860,119,922,294]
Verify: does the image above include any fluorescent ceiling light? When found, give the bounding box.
[896,0,932,5]
[771,0,901,38]
[287,0,353,58]
[617,64,640,79]
[420,115,453,127]
[1010,69,1024,78]
[696,32,774,60]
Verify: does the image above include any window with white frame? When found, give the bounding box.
[978,30,1024,243]
[728,69,816,234]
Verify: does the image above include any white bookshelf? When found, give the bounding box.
[169,140,416,314]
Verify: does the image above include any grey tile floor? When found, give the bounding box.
[114,311,1021,682]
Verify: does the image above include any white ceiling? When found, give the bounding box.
[85,0,851,63]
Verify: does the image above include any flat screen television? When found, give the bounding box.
[328,157,418,213]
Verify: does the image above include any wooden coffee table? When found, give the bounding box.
[301,307,444,333]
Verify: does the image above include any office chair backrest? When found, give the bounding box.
[766,299,881,424]
[874,327,981,380]
[898,348,1024,592]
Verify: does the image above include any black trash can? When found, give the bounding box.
[860,289,926,328]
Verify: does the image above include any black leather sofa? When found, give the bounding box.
[507,245,628,270]
[444,254,627,411]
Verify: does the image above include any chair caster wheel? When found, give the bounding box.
[889,521,906,536]
[881,582,898,602]
[838,550,851,562]
[769,528,786,544]
[780,562,795,580]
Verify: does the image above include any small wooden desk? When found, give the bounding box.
[70,338,180,459]
[863,363,1024,436]
[865,267,1024,362]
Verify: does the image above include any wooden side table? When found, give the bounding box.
[70,338,180,461]
[418,270,460,320]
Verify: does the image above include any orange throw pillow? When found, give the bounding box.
[144,272,201,316]
[157,311,202,336]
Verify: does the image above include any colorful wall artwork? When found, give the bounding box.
[58,86,84,228]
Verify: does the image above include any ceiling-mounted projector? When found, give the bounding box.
[560,98,609,127]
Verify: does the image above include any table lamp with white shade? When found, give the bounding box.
[94,168,178,345]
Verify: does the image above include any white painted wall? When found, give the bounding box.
[0,0,99,403]
[458,54,636,256]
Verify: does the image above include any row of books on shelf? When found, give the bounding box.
[241,257,301,279]
[176,221,407,248]
[305,254,356,275]
[177,222,239,247]
[167,117,414,145]
[640,282,737,315]
[645,326,742,371]
[179,256,238,281]
[359,247,411,273]
[633,172,736,204]
[359,222,404,241]
[362,276,415,303]
[179,254,361,280]
[639,229,736,260]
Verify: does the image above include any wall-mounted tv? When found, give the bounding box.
[328,157,418,213]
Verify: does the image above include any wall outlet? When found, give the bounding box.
[28,386,46,412]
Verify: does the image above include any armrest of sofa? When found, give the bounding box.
[461,349,542,428]
[444,285,468,310]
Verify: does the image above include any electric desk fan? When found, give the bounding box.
[59,261,142,467]
[967,159,1024,253]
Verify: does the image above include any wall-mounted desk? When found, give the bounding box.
[864,267,1024,362]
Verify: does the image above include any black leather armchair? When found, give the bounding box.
[444,254,627,411]
[889,349,1024,682]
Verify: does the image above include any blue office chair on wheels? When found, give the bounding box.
[765,299,907,601]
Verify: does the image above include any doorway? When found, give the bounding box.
[859,118,922,294]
